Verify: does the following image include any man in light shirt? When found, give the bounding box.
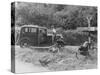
[51,26,56,35]
[51,26,57,44]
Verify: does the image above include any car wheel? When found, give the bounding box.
[20,39,30,48]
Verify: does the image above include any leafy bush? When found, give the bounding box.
[15,2,97,28]
[62,31,88,45]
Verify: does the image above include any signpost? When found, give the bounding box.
[86,16,92,50]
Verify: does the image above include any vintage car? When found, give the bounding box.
[18,25,63,47]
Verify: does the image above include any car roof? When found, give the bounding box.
[21,25,47,29]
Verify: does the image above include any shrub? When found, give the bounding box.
[62,31,88,45]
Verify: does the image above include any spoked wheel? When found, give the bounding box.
[20,39,30,48]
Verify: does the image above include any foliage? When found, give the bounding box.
[62,31,88,45]
[14,2,97,29]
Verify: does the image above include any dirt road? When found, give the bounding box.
[15,46,49,73]
[15,60,49,73]
[14,46,97,73]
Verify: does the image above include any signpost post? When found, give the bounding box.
[86,16,92,50]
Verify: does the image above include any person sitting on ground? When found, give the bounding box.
[56,37,65,48]
[78,41,89,56]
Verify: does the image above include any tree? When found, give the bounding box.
[15,2,97,29]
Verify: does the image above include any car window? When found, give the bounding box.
[25,28,28,32]
[21,28,26,33]
[31,28,37,32]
